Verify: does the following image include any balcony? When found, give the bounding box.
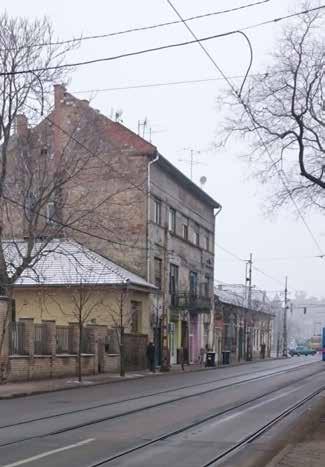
[170,292,211,313]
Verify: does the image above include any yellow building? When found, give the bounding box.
[10,239,156,335]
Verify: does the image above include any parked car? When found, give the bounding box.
[289,346,317,356]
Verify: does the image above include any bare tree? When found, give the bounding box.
[48,281,103,382]
[222,3,325,212]
[0,14,78,360]
[106,281,137,377]
[0,13,148,370]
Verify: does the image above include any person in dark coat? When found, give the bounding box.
[146,342,155,372]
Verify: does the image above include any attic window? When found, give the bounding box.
[40,147,48,156]
[46,201,56,224]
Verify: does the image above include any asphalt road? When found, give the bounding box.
[0,356,323,467]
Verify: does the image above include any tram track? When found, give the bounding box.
[0,366,321,450]
[201,385,325,466]
[0,360,317,432]
[83,371,325,467]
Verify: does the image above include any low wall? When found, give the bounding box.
[8,354,96,382]
[103,354,120,373]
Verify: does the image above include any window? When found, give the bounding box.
[182,218,189,241]
[154,257,162,289]
[168,207,176,234]
[204,233,210,251]
[130,301,142,333]
[40,147,48,157]
[201,274,211,297]
[169,264,179,295]
[192,223,200,246]
[189,271,198,297]
[46,202,56,224]
[153,198,161,225]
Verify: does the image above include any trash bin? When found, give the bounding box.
[222,350,230,365]
[205,351,216,367]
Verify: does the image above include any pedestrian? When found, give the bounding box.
[179,346,185,371]
[146,341,155,372]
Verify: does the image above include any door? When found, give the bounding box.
[169,322,177,364]
[238,327,244,361]
[181,319,189,364]
[97,340,105,373]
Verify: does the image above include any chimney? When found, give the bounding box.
[16,114,28,138]
[54,84,66,110]
[53,84,66,161]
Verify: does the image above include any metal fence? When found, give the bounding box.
[34,324,48,355]
[9,321,25,355]
[81,327,92,354]
[56,326,71,354]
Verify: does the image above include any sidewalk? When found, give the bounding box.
[266,393,325,467]
[0,357,279,400]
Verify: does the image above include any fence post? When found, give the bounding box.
[86,324,107,374]
[19,318,34,356]
[69,322,80,354]
[0,297,10,382]
[42,320,56,356]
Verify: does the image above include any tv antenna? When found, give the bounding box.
[178,147,207,180]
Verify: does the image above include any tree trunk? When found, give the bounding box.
[120,326,125,377]
[78,321,82,382]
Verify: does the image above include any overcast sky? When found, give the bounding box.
[3,0,325,300]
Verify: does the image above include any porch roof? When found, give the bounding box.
[6,239,156,290]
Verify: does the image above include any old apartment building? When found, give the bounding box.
[7,84,221,365]
[149,157,220,363]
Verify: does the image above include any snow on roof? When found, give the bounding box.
[215,284,273,314]
[215,288,246,307]
[6,240,155,289]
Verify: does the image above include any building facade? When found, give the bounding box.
[8,85,221,366]
[148,157,220,364]
[214,285,274,364]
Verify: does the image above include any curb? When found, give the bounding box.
[0,357,283,400]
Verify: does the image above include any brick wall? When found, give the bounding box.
[8,86,155,278]
[2,315,148,381]
[8,354,96,382]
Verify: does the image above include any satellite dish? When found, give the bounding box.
[200,176,207,188]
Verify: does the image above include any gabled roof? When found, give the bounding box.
[214,285,273,316]
[63,90,157,156]
[156,154,221,209]
[6,240,155,289]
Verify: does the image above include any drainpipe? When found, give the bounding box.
[146,151,159,282]
[209,204,222,353]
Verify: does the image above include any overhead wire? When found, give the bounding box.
[165,0,325,259]
[7,3,323,285]
[0,0,271,51]
[16,101,287,286]
[72,73,266,95]
[1,5,325,77]
[24,84,292,288]
[17,102,214,255]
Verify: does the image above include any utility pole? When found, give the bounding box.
[244,253,253,360]
[160,226,170,372]
[283,276,288,358]
[247,253,253,309]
